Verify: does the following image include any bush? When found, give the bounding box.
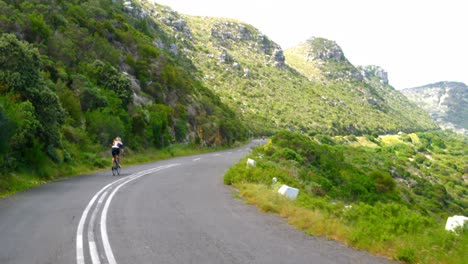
[0,98,41,170]
[85,108,126,145]
[74,77,107,111]
[272,148,304,164]
[369,170,396,194]
[175,119,188,142]
[315,134,336,145]
[146,104,174,148]
[0,33,42,93]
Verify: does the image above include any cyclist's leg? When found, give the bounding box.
[111,148,118,166]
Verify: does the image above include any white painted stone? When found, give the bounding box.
[445,215,468,232]
[272,177,277,184]
[246,158,256,167]
[278,184,299,199]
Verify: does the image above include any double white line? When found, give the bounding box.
[76,164,180,264]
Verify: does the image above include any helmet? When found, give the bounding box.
[116,137,121,141]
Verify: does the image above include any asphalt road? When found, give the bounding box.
[0,140,394,264]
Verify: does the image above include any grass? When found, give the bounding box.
[233,182,468,263]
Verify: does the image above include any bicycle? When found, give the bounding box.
[111,154,121,176]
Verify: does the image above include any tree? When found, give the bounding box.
[0,33,65,161]
[0,33,42,96]
[90,60,132,109]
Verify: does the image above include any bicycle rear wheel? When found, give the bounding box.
[112,160,120,176]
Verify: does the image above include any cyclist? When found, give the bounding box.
[111,137,124,168]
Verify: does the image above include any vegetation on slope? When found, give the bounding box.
[0,0,247,191]
[284,38,438,134]
[225,131,468,263]
[144,4,438,136]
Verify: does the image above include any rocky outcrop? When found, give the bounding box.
[160,13,193,40]
[238,25,253,41]
[305,37,344,62]
[272,48,286,68]
[210,21,285,68]
[359,65,389,85]
[302,37,362,81]
[401,82,468,134]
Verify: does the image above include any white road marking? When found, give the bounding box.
[77,179,126,264]
[88,242,100,264]
[193,158,201,161]
[76,164,180,264]
[101,164,179,264]
[88,190,108,264]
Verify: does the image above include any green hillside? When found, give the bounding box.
[0,0,248,182]
[141,3,438,136]
[283,38,439,135]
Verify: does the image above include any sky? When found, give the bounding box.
[151,0,467,89]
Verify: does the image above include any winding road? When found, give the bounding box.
[0,141,393,263]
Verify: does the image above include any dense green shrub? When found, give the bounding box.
[174,119,188,142]
[146,104,174,148]
[369,170,396,194]
[91,60,132,108]
[0,33,65,160]
[85,107,127,145]
[27,12,51,43]
[272,148,304,164]
[315,134,336,145]
[0,34,42,93]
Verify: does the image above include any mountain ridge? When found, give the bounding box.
[0,0,441,176]
[136,0,438,136]
[401,81,468,135]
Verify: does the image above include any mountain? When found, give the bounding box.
[400,82,468,135]
[138,1,438,136]
[0,0,439,175]
[283,38,438,133]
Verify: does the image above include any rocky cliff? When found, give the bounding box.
[401,82,468,134]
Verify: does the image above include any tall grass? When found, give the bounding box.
[234,183,468,263]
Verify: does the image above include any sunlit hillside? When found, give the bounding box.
[140,1,438,136]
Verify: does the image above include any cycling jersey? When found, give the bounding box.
[112,140,123,149]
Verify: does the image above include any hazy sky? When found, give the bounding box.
[152,0,467,89]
